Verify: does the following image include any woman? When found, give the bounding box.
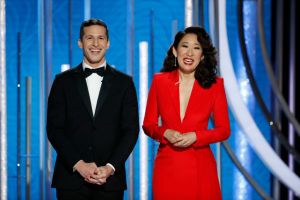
[143,26,230,200]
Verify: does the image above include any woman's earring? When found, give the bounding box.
[174,57,177,67]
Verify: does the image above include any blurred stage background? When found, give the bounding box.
[0,0,299,199]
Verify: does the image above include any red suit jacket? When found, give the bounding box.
[143,70,230,200]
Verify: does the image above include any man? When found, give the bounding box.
[47,19,139,200]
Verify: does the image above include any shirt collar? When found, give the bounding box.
[82,61,106,70]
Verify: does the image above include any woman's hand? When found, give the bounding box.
[164,129,182,144]
[173,132,196,148]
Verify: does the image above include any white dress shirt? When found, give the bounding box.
[82,62,105,116]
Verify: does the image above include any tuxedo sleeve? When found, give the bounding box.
[142,76,168,144]
[193,78,230,147]
[108,78,139,171]
[46,75,81,171]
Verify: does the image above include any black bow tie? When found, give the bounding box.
[83,67,106,77]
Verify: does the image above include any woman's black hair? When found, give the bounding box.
[161,26,217,88]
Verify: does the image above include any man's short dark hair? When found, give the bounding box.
[79,19,109,40]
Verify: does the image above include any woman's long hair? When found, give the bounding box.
[161,26,217,88]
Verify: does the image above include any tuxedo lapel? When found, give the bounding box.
[74,64,94,119]
[94,65,113,118]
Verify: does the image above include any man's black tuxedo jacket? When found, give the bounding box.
[46,64,139,191]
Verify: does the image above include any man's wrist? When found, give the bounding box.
[106,163,115,175]
[73,160,83,172]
